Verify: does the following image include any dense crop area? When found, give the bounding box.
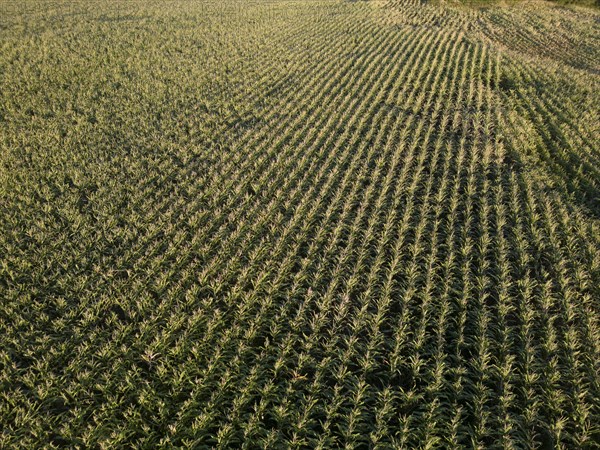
[1,0,599,448]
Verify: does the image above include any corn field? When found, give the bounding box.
[1,0,599,448]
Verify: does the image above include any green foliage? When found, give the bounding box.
[446,0,599,8]
[1,0,599,448]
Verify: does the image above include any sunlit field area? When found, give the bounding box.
[1,0,599,448]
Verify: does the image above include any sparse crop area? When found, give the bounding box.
[1,0,599,448]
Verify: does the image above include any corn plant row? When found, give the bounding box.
[1,0,599,448]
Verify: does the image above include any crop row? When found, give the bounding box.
[1,0,598,448]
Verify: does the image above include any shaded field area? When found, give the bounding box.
[1,0,599,448]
